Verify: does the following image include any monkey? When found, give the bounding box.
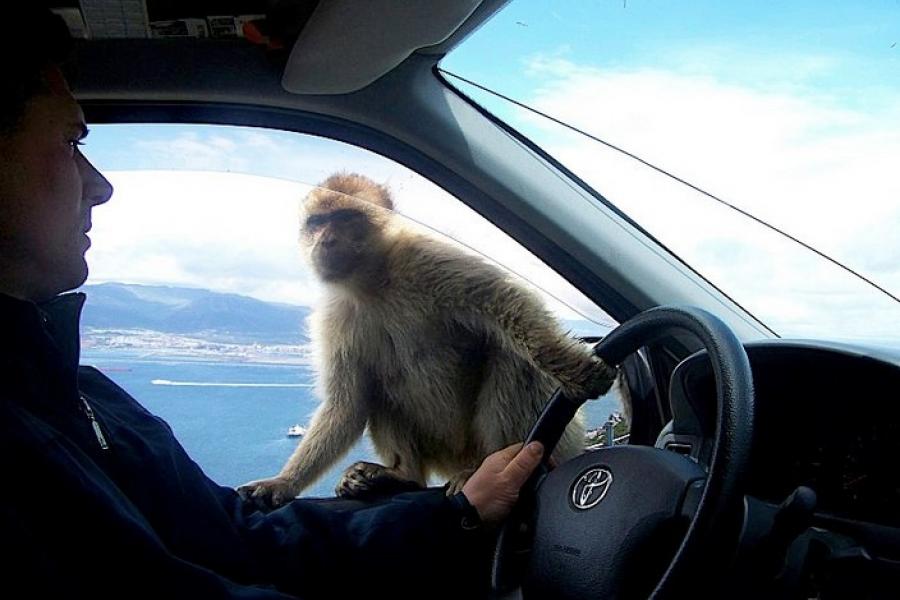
[238,172,621,509]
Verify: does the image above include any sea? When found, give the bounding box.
[81,349,622,498]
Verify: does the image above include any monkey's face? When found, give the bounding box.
[302,206,382,282]
[301,177,395,284]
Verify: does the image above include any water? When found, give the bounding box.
[82,350,621,498]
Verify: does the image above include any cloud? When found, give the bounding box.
[507,56,900,341]
[522,56,900,230]
[111,126,423,189]
[87,171,322,305]
[133,132,248,172]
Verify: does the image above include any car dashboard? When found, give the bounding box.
[667,340,900,597]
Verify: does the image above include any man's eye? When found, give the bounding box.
[68,140,85,152]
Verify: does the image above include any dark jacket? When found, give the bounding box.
[0,292,488,599]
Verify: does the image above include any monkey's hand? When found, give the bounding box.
[560,355,618,400]
[237,476,300,511]
[336,461,423,500]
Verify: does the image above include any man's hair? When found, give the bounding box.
[0,7,73,134]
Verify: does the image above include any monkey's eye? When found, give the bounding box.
[331,210,363,224]
[305,215,327,231]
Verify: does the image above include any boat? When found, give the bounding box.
[287,424,307,437]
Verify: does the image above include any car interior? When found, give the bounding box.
[35,1,900,598]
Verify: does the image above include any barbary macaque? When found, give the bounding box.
[239,172,620,508]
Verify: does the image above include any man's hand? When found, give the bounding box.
[462,442,545,526]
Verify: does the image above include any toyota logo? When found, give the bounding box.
[571,467,613,510]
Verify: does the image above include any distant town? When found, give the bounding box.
[82,328,313,365]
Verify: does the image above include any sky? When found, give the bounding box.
[82,1,900,343]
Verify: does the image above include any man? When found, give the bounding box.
[0,8,544,598]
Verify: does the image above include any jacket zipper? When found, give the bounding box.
[80,394,109,450]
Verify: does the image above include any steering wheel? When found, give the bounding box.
[491,306,755,599]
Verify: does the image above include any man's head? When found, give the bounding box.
[0,7,113,302]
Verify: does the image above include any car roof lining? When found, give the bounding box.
[281,0,483,94]
[57,0,504,96]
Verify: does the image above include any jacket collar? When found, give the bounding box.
[0,292,86,371]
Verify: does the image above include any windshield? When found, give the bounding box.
[443,1,900,346]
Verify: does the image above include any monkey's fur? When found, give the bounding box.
[239,173,618,508]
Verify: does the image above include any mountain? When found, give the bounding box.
[81,283,310,345]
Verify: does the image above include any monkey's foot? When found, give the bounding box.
[336,462,423,500]
[444,468,477,496]
[237,476,299,512]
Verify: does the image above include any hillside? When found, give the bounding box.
[81,283,310,345]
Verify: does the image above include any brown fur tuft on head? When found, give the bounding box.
[300,171,397,285]
[314,172,394,212]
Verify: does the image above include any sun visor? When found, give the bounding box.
[281,0,482,95]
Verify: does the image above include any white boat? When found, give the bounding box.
[287,424,307,437]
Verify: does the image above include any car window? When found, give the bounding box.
[79,123,625,493]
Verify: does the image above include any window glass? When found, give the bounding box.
[80,124,625,493]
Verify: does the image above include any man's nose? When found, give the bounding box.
[79,153,113,206]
